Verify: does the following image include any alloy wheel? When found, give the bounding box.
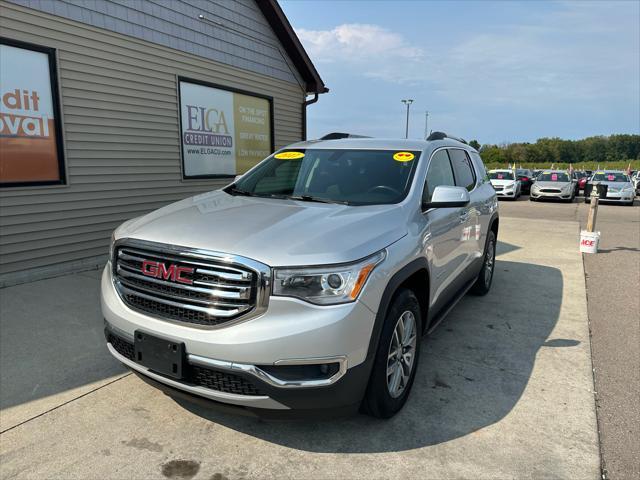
[386,310,417,398]
[484,239,495,286]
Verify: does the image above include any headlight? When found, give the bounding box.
[273,250,386,305]
[504,182,515,189]
[622,186,634,192]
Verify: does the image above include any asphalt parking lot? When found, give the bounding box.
[0,213,604,479]
[499,194,640,480]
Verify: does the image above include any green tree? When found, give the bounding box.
[469,139,481,151]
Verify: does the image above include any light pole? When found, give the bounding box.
[401,99,413,139]
[424,110,429,139]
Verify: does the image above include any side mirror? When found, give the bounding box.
[423,185,470,209]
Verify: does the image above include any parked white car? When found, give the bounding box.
[488,170,521,200]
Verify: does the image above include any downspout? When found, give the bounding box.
[301,92,320,141]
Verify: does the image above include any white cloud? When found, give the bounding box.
[296,24,424,83]
[296,3,638,106]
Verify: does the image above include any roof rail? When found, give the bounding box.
[320,132,371,140]
[426,131,467,144]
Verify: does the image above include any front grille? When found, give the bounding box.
[191,366,263,395]
[108,333,135,361]
[108,333,263,396]
[540,188,561,193]
[113,242,259,327]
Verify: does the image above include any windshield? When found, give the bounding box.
[516,169,531,176]
[489,171,514,180]
[538,172,570,182]
[591,172,629,182]
[229,149,421,205]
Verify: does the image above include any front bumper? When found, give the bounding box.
[494,189,517,198]
[596,192,635,203]
[530,189,573,200]
[101,265,375,411]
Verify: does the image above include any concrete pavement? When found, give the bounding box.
[501,196,640,480]
[0,217,600,479]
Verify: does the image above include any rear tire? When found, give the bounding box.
[470,230,496,296]
[362,289,422,419]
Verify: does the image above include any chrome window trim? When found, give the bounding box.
[111,237,271,330]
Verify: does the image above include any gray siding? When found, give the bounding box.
[6,0,304,87]
[0,1,306,284]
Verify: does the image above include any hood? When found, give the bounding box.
[534,181,572,189]
[116,190,408,267]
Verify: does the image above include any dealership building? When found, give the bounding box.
[0,0,326,285]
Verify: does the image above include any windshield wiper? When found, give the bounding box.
[226,185,255,197]
[288,195,350,205]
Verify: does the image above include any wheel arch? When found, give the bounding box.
[365,258,431,363]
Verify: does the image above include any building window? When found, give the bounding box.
[178,77,274,179]
[0,38,66,187]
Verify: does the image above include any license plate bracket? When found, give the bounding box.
[134,331,185,379]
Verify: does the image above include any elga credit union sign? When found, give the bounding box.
[0,40,65,187]
[178,78,273,178]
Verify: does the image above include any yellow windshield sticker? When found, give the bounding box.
[596,171,604,174]
[274,151,304,160]
[393,151,415,162]
[543,171,551,174]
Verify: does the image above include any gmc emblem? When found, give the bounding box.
[141,260,194,285]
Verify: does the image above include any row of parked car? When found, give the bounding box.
[487,168,639,205]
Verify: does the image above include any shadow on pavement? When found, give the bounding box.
[174,257,566,453]
[0,269,125,412]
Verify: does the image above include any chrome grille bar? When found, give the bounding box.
[112,239,271,328]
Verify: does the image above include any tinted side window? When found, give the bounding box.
[449,149,476,191]
[423,149,455,203]
[470,151,489,183]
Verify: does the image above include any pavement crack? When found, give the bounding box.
[0,373,132,435]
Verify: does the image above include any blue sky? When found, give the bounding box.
[280,0,640,144]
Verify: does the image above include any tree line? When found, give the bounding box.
[470,135,640,167]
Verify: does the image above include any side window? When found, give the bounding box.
[449,149,477,191]
[423,149,455,203]
[470,151,489,183]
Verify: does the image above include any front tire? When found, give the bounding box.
[362,289,422,418]
[470,230,496,296]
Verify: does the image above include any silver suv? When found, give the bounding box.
[102,133,499,418]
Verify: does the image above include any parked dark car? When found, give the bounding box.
[516,169,534,194]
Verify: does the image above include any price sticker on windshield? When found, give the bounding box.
[607,174,614,181]
[274,151,304,160]
[551,174,558,181]
[497,174,504,179]
[393,151,415,162]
